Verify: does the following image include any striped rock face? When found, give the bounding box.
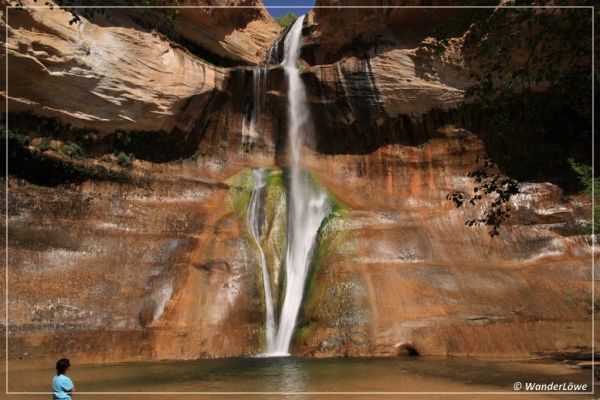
[2,1,595,363]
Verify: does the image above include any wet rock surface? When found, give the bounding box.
[293,130,594,358]
[1,0,596,363]
[6,128,594,362]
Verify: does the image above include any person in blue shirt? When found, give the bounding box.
[52,358,75,400]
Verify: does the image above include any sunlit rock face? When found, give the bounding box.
[169,0,281,65]
[5,160,270,362]
[295,132,594,357]
[6,165,203,361]
[1,0,596,363]
[107,0,281,65]
[303,0,463,65]
[5,134,594,362]
[1,0,226,134]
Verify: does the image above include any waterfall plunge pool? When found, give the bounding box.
[8,356,592,398]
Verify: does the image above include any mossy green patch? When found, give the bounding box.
[294,321,317,346]
[303,172,350,301]
[225,167,290,345]
[293,173,357,345]
[261,169,288,313]
[226,167,359,349]
[225,168,255,215]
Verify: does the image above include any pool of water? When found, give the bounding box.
[6,356,594,399]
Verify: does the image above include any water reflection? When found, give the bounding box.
[7,356,594,396]
[275,358,307,393]
[238,357,307,393]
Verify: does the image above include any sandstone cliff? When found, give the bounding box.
[169,0,281,65]
[2,1,225,134]
[2,1,596,364]
[303,0,462,65]
[1,0,281,136]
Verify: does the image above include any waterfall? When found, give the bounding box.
[247,168,276,352]
[271,15,330,355]
[242,64,267,145]
[245,15,330,356]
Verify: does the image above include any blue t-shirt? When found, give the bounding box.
[52,374,74,400]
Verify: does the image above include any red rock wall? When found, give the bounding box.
[1,1,596,363]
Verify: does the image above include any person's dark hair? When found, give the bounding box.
[56,358,70,375]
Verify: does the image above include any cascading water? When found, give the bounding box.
[242,64,267,144]
[245,15,330,356]
[243,28,282,143]
[271,15,330,355]
[247,168,276,352]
